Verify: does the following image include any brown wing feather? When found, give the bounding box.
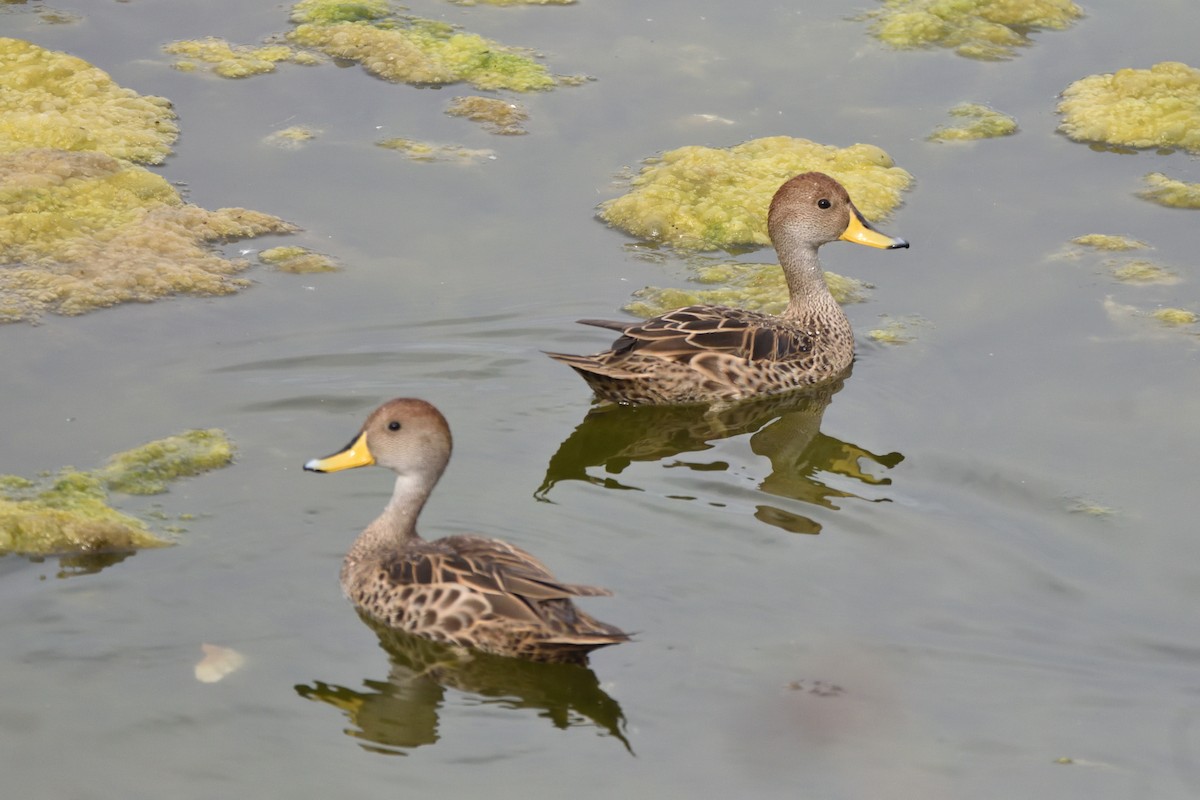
[603,305,815,365]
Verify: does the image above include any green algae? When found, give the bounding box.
[1071,234,1149,251]
[446,96,529,135]
[377,137,495,163]
[0,37,178,165]
[290,0,392,24]
[0,39,298,322]
[928,103,1017,142]
[1138,172,1200,209]
[0,148,296,323]
[1058,62,1200,154]
[599,136,911,253]
[259,245,339,273]
[264,125,320,149]
[868,314,928,344]
[287,4,560,91]
[98,429,235,495]
[862,0,1082,60]
[624,259,870,318]
[0,430,234,556]
[1152,307,1198,326]
[1109,259,1177,284]
[163,37,320,78]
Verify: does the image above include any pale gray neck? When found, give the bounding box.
[342,472,433,568]
[776,239,845,323]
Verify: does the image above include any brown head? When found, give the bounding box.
[767,172,908,253]
[304,398,453,487]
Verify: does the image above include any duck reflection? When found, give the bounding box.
[295,617,630,755]
[538,380,903,534]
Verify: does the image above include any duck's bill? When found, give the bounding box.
[841,208,909,249]
[304,431,375,472]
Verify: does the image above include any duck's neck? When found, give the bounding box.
[342,472,433,573]
[777,240,848,327]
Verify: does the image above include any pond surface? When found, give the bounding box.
[3,1,1199,798]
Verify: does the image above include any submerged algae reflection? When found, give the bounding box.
[296,619,629,755]
[538,382,903,535]
[0,430,234,572]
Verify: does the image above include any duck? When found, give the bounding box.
[545,172,909,405]
[304,398,628,664]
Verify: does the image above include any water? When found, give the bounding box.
[3,1,1199,798]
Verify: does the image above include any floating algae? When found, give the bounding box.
[868,314,929,344]
[624,259,870,318]
[446,96,529,135]
[1110,259,1178,284]
[599,137,911,253]
[0,429,234,556]
[928,103,1017,142]
[99,429,235,495]
[1152,308,1197,326]
[1057,62,1200,154]
[1138,173,1200,209]
[0,149,295,322]
[377,137,495,163]
[1071,234,1149,251]
[0,39,298,323]
[0,37,178,164]
[163,37,320,78]
[258,245,339,273]
[862,0,1082,61]
[263,125,320,149]
[287,1,564,91]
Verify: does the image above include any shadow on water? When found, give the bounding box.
[538,379,904,534]
[295,618,631,756]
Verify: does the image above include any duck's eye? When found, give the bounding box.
[817,198,831,209]
[388,421,401,431]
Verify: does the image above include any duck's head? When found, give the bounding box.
[304,398,452,483]
[768,172,908,252]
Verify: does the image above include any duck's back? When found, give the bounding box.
[342,535,628,664]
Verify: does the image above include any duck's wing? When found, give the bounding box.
[382,537,612,626]
[438,536,614,600]
[589,306,816,365]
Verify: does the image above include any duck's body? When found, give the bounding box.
[306,399,627,664]
[546,172,908,405]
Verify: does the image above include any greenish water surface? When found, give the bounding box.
[2,1,1199,798]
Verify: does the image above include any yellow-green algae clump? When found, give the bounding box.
[1110,259,1177,284]
[377,137,495,163]
[1071,234,1148,251]
[0,429,234,555]
[0,37,178,164]
[1138,173,1200,209]
[0,149,295,322]
[625,259,870,318]
[1058,62,1200,153]
[259,245,339,273]
[163,37,321,78]
[264,125,320,149]
[928,103,1018,142]
[863,0,1082,60]
[446,96,529,135]
[0,39,298,322]
[1152,308,1197,326]
[287,1,560,91]
[599,136,912,253]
